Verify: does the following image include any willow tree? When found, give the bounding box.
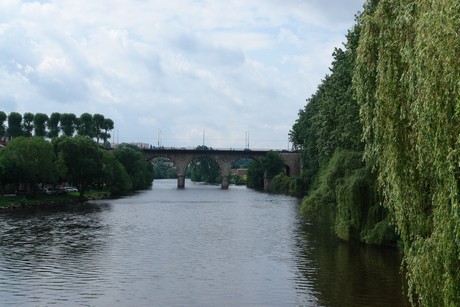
[354,0,460,305]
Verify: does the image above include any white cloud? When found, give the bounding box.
[0,0,365,149]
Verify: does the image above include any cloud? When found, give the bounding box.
[0,0,365,149]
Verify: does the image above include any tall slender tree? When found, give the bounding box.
[22,112,34,137]
[93,113,105,143]
[33,113,49,137]
[77,113,94,137]
[59,113,76,137]
[101,118,114,145]
[7,112,22,138]
[47,112,61,138]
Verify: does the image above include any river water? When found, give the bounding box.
[0,179,408,306]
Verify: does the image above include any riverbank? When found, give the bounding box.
[0,190,111,210]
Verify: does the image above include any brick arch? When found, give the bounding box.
[143,148,301,190]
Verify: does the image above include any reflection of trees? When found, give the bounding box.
[293,220,409,306]
[0,203,111,266]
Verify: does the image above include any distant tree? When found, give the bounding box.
[77,113,94,137]
[113,144,154,190]
[246,160,264,190]
[152,158,177,179]
[101,118,114,145]
[55,135,104,197]
[47,112,61,138]
[101,151,132,195]
[60,113,77,137]
[7,112,22,138]
[22,112,34,137]
[93,113,105,143]
[188,145,220,184]
[0,111,6,138]
[261,150,285,180]
[33,113,49,137]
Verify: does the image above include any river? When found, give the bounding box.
[0,179,409,306]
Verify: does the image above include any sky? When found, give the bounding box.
[0,0,365,150]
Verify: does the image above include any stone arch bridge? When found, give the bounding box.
[143,148,301,190]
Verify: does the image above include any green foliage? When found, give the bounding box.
[0,136,152,197]
[246,151,286,191]
[300,150,395,244]
[188,157,220,184]
[152,158,178,179]
[1,111,114,144]
[246,160,264,190]
[7,112,22,138]
[77,113,94,138]
[270,173,293,195]
[113,143,154,190]
[261,150,285,180]
[230,174,246,186]
[59,113,77,136]
[22,113,34,137]
[354,0,460,304]
[47,112,61,138]
[102,151,132,195]
[33,113,49,137]
[55,135,104,196]
[0,137,57,190]
[188,146,221,184]
[289,2,395,248]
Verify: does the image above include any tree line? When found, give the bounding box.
[288,0,459,305]
[0,111,114,145]
[0,136,154,198]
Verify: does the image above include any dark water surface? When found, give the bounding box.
[0,179,408,306]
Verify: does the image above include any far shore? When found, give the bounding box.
[0,190,111,210]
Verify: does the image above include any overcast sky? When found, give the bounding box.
[0,0,365,149]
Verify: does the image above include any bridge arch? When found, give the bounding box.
[144,148,301,190]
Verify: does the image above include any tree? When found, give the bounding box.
[77,113,94,138]
[93,113,105,143]
[47,112,61,138]
[22,112,34,137]
[101,151,132,195]
[261,150,285,180]
[113,144,154,190]
[188,146,220,184]
[354,0,460,304]
[7,112,22,138]
[33,113,49,137]
[246,160,264,190]
[0,137,57,191]
[101,118,114,146]
[55,135,104,197]
[59,113,76,137]
[0,111,6,139]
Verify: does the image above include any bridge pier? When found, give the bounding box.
[220,162,231,190]
[177,175,185,189]
[221,176,229,190]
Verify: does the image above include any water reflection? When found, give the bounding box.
[0,203,111,305]
[293,221,409,306]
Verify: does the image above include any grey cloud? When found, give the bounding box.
[172,33,245,67]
